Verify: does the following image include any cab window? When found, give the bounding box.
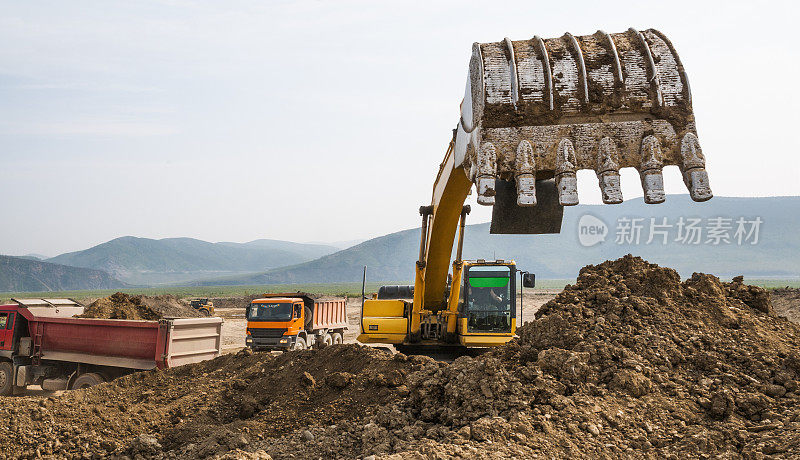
[465,266,513,332]
[0,313,7,329]
[247,303,293,321]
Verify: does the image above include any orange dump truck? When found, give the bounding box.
[245,293,347,351]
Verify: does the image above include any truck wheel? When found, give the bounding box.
[322,333,333,346]
[331,332,343,345]
[0,362,13,396]
[292,336,307,351]
[199,308,210,316]
[71,373,105,390]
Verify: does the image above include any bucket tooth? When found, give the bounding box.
[639,135,665,204]
[476,177,496,205]
[680,132,712,202]
[555,139,579,206]
[514,140,537,207]
[475,142,497,205]
[596,137,623,204]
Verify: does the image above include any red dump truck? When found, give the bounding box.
[0,298,223,395]
[245,293,347,351]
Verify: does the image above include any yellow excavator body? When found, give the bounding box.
[358,28,711,351]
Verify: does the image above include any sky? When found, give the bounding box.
[1,0,798,257]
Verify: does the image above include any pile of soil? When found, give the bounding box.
[4,256,800,459]
[140,295,203,318]
[78,292,162,320]
[78,293,202,320]
[772,287,800,323]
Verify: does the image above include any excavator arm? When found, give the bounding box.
[409,139,471,335]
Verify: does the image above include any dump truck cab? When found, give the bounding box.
[246,293,348,351]
[245,297,307,350]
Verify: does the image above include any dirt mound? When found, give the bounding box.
[772,287,800,323]
[5,256,800,458]
[354,256,800,458]
[140,294,203,318]
[78,292,162,320]
[78,293,202,320]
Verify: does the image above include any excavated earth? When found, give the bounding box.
[3,256,800,459]
[78,293,202,320]
[772,288,800,324]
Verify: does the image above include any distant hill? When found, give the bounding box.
[218,239,339,259]
[305,239,366,250]
[0,255,125,292]
[47,237,338,285]
[20,254,47,261]
[193,196,800,286]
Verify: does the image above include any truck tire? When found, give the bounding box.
[199,308,210,317]
[322,333,333,346]
[331,332,343,345]
[0,362,13,396]
[71,373,105,390]
[292,336,307,351]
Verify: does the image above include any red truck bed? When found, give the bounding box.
[18,308,223,370]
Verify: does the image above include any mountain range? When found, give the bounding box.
[46,237,339,285]
[189,195,800,285]
[4,195,798,292]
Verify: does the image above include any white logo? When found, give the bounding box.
[578,214,608,247]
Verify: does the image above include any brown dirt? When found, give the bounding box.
[78,292,202,320]
[772,287,800,323]
[211,295,265,311]
[4,256,800,458]
[139,294,204,318]
[0,345,411,458]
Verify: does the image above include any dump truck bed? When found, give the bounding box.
[311,299,347,330]
[17,307,223,370]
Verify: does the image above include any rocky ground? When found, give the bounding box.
[2,256,800,459]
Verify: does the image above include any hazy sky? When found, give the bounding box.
[1,0,798,257]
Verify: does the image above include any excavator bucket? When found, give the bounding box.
[452,28,711,234]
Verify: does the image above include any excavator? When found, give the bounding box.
[357,29,711,352]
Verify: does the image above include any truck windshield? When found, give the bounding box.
[465,266,512,332]
[248,303,293,321]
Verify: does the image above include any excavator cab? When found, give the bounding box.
[457,261,517,347]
